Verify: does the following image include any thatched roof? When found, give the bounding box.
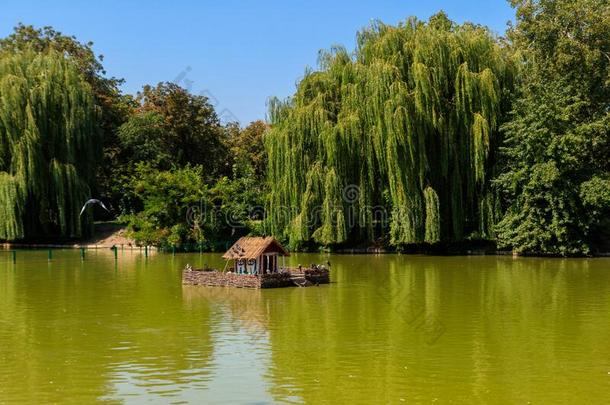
[222,237,290,260]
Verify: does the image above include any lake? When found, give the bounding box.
[1,250,609,403]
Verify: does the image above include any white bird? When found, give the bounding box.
[79,199,110,216]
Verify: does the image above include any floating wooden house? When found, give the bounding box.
[182,236,330,289]
[222,236,290,275]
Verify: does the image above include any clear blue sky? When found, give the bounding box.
[1,0,514,125]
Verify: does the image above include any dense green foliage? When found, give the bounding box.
[0,24,133,199]
[228,120,268,181]
[0,50,99,239]
[121,164,262,249]
[496,0,610,255]
[110,82,233,216]
[131,83,229,175]
[110,83,264,246]
[0,24,265,245]
[0,24,122,105]
[265,13,515,248]
[1,2,609,255]
[120,164,207,246]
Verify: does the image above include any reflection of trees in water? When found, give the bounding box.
[264,255,427,403]
[466,257,608,403]
[2,253,609,403]
[0,251,214,403]
[260,255,610,404]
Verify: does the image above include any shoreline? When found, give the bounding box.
[2,242,609,257]
[1,243,156,250]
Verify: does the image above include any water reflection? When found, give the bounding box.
[0,250,214,403]
[261,255,610,404]
[184,287,275,403]
[1,251,609,403]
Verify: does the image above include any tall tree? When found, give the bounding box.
[122,82,229,177]
[265,13,515,248]
[0,24,133,201]
[496,0,610,255]
[0,50,100,239]
[117,111,170,168]
[229,120,269,180]
[111,83,230,216]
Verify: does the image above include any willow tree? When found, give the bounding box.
[265,13,515,248]
[0,49,99,240]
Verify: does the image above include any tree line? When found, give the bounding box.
[0,24,267,249]
[267,1,610,255]
[0,0,608,255]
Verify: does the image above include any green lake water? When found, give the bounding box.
[1,250,609,404]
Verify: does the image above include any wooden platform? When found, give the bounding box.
[182,267,330,289]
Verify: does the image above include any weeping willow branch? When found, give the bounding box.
[0,49,99,240]
[265,14,515,248]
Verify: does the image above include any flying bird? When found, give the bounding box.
[79,199,110,216]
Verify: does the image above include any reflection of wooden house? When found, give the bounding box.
[222,237,290,275]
